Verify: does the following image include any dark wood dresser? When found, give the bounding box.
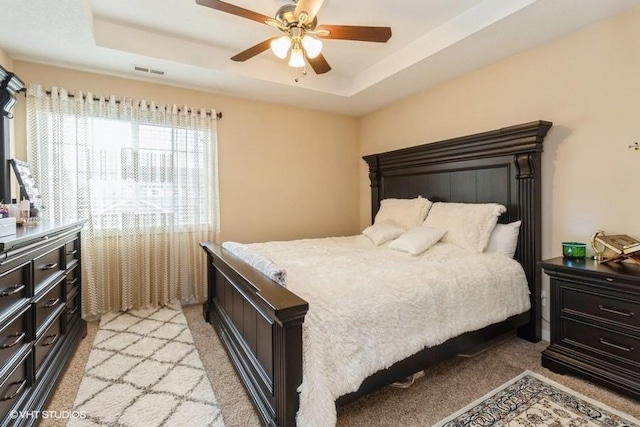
[0,219,86,425]
[540,257,640,400]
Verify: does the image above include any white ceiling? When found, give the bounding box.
[1,0,639,116]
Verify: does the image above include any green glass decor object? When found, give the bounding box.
[562,242,586,259]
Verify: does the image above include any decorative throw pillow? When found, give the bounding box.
[485,220,522,258]
[374,196,433,231]
[422,202,506,253]
[388,226,445,255]
[362,220,405,246]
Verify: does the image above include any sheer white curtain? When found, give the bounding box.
[26,85,220,317]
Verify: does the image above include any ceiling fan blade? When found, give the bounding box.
[195,0,272,25]
[306,53,331,74]
[294,0,325,23]
[316,25,392,43]
[231,38,275,62]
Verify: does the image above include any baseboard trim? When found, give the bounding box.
[542,328,550,342]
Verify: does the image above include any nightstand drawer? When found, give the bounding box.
[542,256,640,401]
[562,318,640,368]
[562,285,640,330]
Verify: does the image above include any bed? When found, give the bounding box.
[201,120,552,427]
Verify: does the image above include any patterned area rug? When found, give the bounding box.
[69,305,224,426]
[434,371,640,427]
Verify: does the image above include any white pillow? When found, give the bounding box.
[362,220,405,246]
[422,202,506,253]
[374,197,433,230]
[389,226,445,255]
[485,220,521,258]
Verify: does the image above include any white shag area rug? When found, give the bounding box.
[68,305,224,427]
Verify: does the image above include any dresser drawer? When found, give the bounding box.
[0,262,30,321]
[33,244,64,293]
[0,306,30,379]
[65,265,80,297]
[65,238,79,268]
[34,311,63,378]
[0,352,30,422]
[561,285,640,330]
[34,279,64,337]
[66,289,81,331]
[562,317,640,370]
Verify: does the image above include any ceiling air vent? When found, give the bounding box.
[133,65,165,76]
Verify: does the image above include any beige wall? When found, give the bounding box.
[359,6,640,338]
[11,62,360,242]
[0,48,13,69]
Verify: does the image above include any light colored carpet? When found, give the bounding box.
[433,370,640,426]
[43,304,640,427]
[67,305,223,427]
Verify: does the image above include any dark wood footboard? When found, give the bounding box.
[201,243,308,427]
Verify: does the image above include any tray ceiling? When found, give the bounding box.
[1,0,639,115]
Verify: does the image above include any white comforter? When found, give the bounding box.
[247,236,531,427]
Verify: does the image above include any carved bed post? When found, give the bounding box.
[514,152,543,342]
[274,315,305,427]
[364,154,380,223]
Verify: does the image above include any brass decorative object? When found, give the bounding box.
[590,230,606,261]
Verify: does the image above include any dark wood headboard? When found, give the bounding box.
[363,120,553,342]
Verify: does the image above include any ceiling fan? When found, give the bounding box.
[195,0,392,74]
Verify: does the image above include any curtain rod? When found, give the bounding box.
[21,89,222,119]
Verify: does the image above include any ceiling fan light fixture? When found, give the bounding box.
[301,35,322,59]
[200,0,392,75]
[270,36,292,59]
[288,46,305,68]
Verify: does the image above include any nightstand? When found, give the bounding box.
[540,257,640,400]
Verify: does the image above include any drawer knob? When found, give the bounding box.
[0,284,25,297]
[40,263,58,271]
[66,249,78,256]
[67,278,78,286]
[1,379,27,401]
[68,306,79,316]
[598,305,634,317]
[599,338,634,353]
[1,332,26,349]
[43,298,60,308]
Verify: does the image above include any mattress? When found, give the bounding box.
[247,235,531,427]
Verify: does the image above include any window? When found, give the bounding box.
[49,114,213,231]
[27,85,219,314]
